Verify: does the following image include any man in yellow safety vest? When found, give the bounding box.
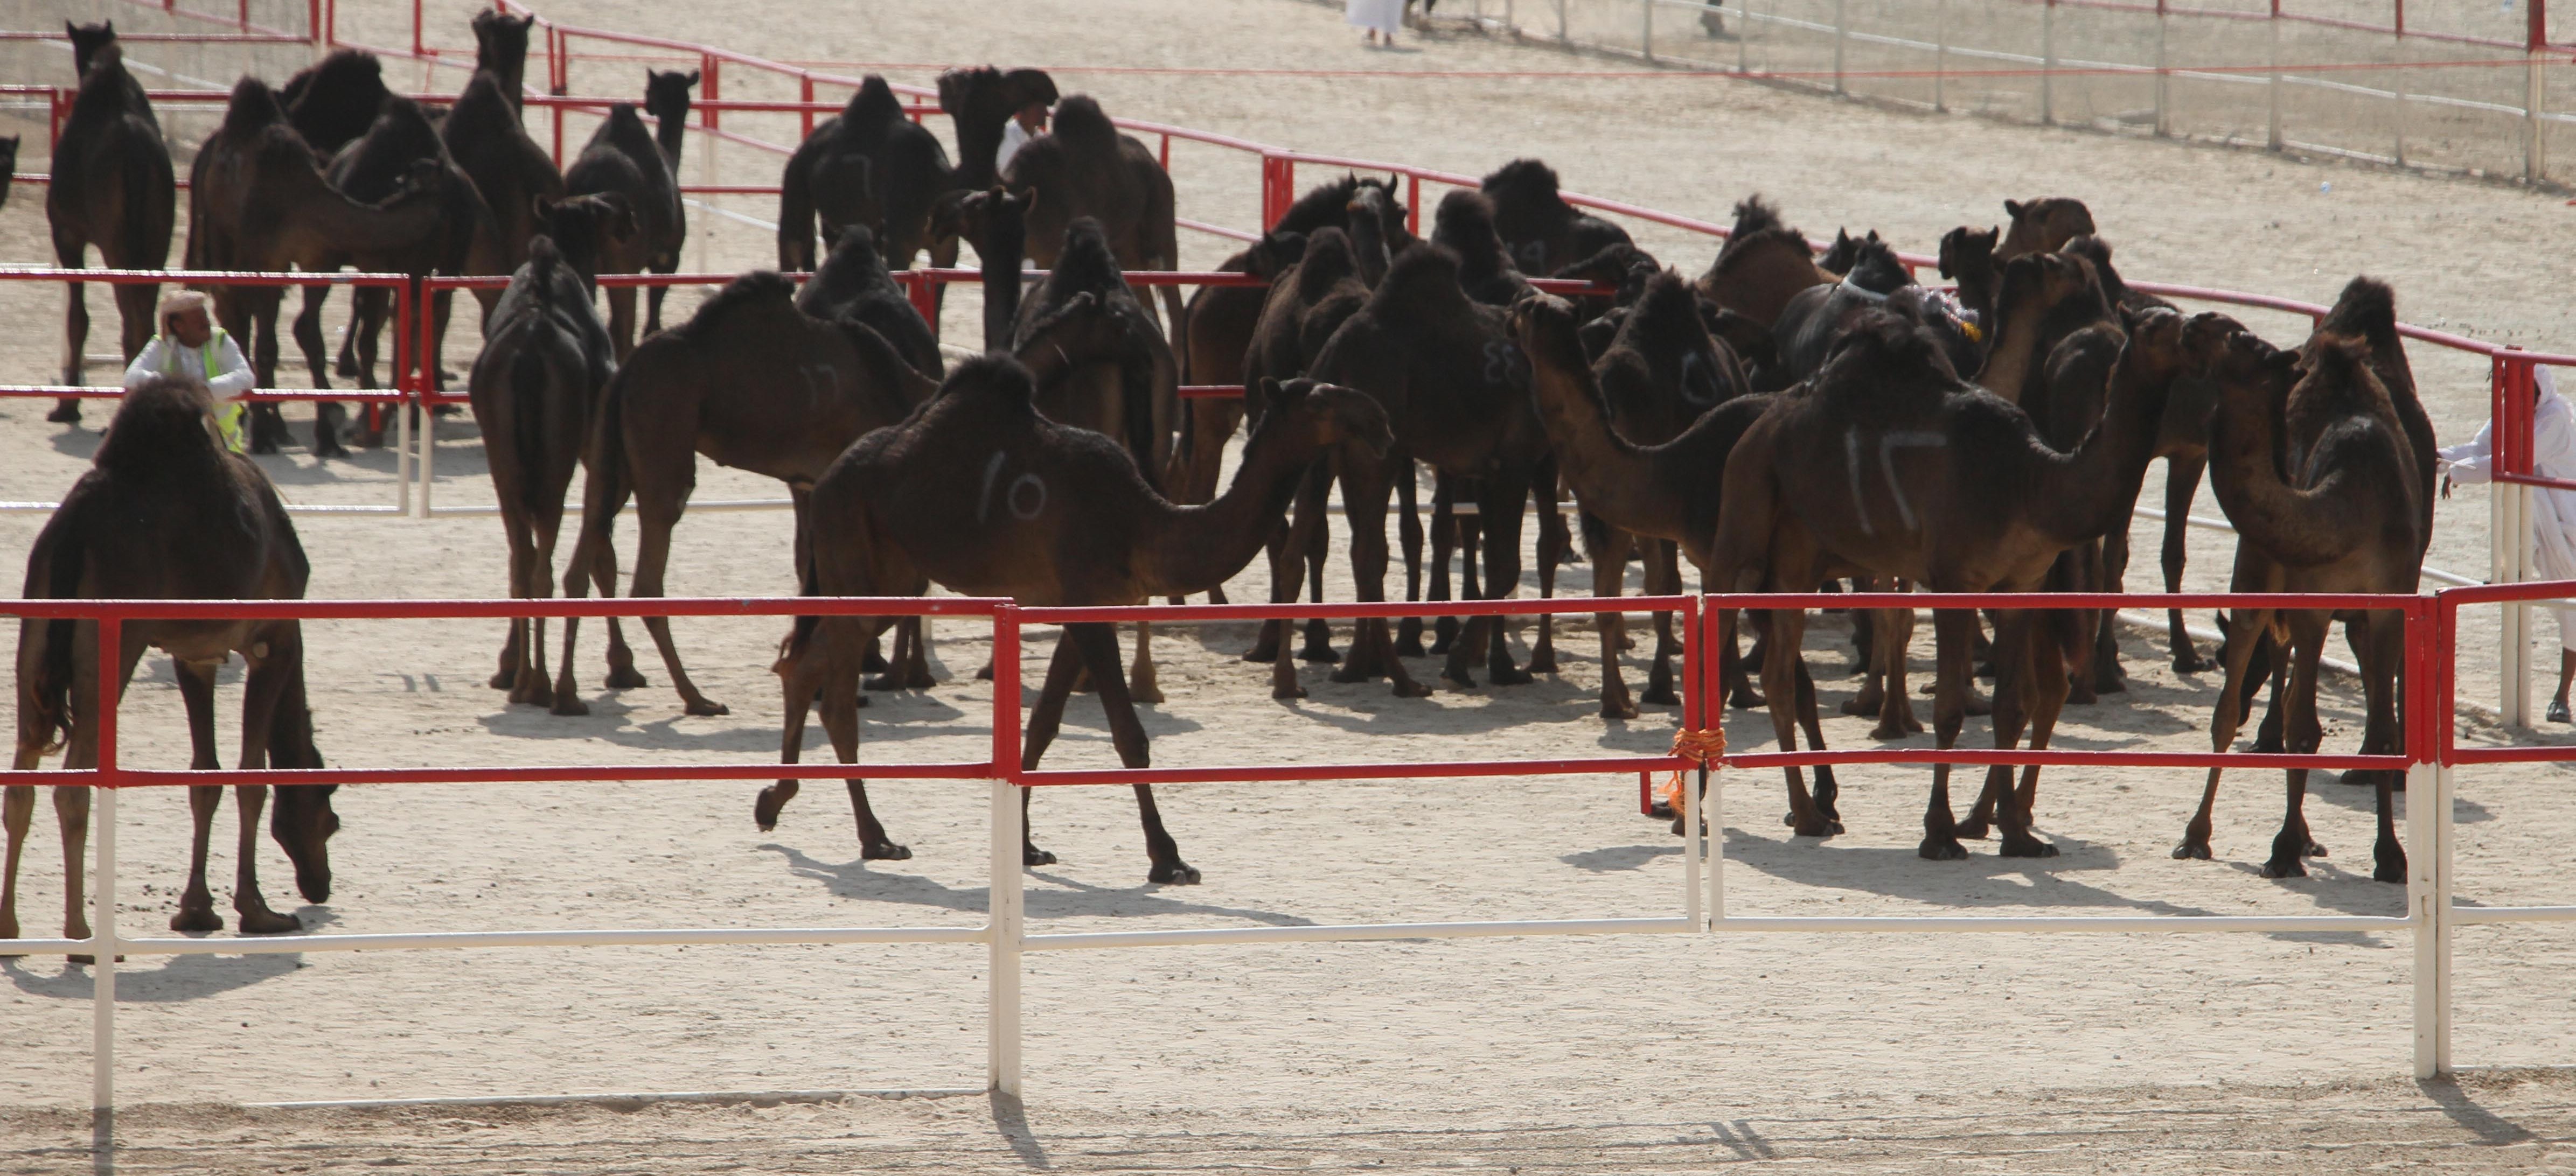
[121,289,256,452]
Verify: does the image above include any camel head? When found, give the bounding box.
[471,10,535,74]
[1937,225,1997,281]
[1244,229,1307,279]
[265,698,338,903]
[2117,306,2190,385]
[1818,227,1876,277]
[1018,290,1132,368]
[534,193,638,284]
[1257,377,1393,459]
[645,68,699,128]
[66,21,115,79]
[1998,197,2098,261]
[2203,320,2295,410]
[1507,292,1586,373]
[1995,250,2099,323]
[948,185,1031,256]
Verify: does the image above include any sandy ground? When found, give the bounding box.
[5,0,2576,1169]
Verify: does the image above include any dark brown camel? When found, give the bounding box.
[190,95,448,456]
[1300,243,1562,696]
[777,75,950,273]
[45,38,173,428]
[1937,225,2001,357]
[471,9,536,112]
[1711,307,2191,856]
[1693,197,1832,334]
[553,271,938,716]
[1002,94,1187,330]
[566,70,696,356]
[470,204,645,712]
[763,358,1390,880]
[1513,285,1778,720]
[937,66,1061,195]
[280,48,389,157]
[6,378,338,953]
[441,69,566,295]
[2177,281,2427,883]
[796,226,943,379]
[1479,158,1632,276]
[1994,196,2097,261]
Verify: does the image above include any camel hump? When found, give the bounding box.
[1480,158,1564,209]
[1620,269,1704,344]
[1050,94,1118,147]
[1728,195,1786,239]
[219,76,288,136]
[1820,309,1951,379]
[845,74,907,129]
[671,270,799,339]
[2320,276,2399,352]
[1373,241,1466,308]
[1047,217,1129,295]
[444,69,517,136]
[947,352,1039,407]
[1294,226,1359,297]
[95,376,228,475]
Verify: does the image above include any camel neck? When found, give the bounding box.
[1976,298,2049,404]
[1141,417,1325,596]
[2032,346,2173,544]
[1526,338,1685,544]
[656,114,686,170]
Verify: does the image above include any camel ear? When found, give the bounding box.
[686,69,701,86]
[2004,199,2026,218]
[531,195,558,225]
[1258,376,1291,412]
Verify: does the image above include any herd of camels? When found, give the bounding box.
[4,17,2436,948]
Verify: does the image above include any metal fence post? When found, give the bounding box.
[2434,761,2454,1072]
[2154,0,2169,136]
[2267,1,2283,150]
[2392,32,2407,166]
[1642,0,1654,61]
[1935,0,1948,111]
[987,605,1024,1097]
[1833,0,1847,95]
[2527,49,2548,184]
[92,616,120,1130]
[2042,0,2057,123]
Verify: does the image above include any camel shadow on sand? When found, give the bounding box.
[1,907,333,1002]
[758,844,1317,926]
[1717,824,2410,946]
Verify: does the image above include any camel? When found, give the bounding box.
[187,85,449,456]
[553,270,938,716]
[1513,282,1779,720]
[441,69,566,292]
[1003,94,1187,330]
[471,9,537,111]
[776,75,950,273]
[764,358,1390,880]
[1479,158,1632,276]
[796,226,943,379]
[951,185,1030,351]
[6,378,339,953]
[304,94,501,445]
[1301,242,1562,696]
[280,49,391,157]
[1937,225,2001,355]
[1693,197,1833,337]
[1711,306,2192,857]
[1995,196,2097,261]
[45,38,174,428]
[936,66,1061,194]
[565,70,696,356]
[470,204,644,711]
[2177,281,2427,882]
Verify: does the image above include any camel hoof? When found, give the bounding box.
[2067,685,2097,706]
[1728,689,1766,711]
[2259,858,2308,879]
[1393,680,1435,698]
[1527,653,1559,675]
[2171,647,2210,674]
[1965,696,1993,718]
[862,841,913,861]
[1487,663,1534,687]
[2306,840,2329,858]
[1788,816,1837,838]
[509,683,555,708]
[238,909,303,935]
[549,695,590,717]
[488,670,514,690]
[1840,696,1878,717]
[1600,700,1639,720]
[605,666,648,689]
[1296,642,1340,664]
[1024,846,1056,867]
[1438,669,1477,689]
[2000,835,2059,859]
[1394,636,1428,658]
[1273,684,1309,701]
[684,698,730,717]
[1132,684,1166,705]
[170,907,223,933]
[1869,720,1912,741]
[1641,687,1680,706]
[754,790,788,831]
[314,438,349,460]
[1953,818,1991,841]
[2093,671,2128,695]
[1150,861,1202,885]
[2173,841,2212,860]
[2375,847,2407,884]
[46,401,81,424]
[1918,837,1969,862]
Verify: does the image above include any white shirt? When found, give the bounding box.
[2442,367,2576,589]
[122,331,255,401]
[997,118,1034,176]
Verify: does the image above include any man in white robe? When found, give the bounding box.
[122,290,256,453]
[2441,366,2576,720]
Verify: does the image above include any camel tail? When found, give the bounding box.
[507,334,558,518]
[570,370,633,583]
[16,514,90,755]
[781,510,826,666]
[776,156,817,270]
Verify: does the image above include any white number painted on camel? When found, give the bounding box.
[1843,428,1946,535]
[978,451,1049,525]
[800,363,840,401]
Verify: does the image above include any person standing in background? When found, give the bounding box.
[1348,0,1403,46]
[2442,365,2576,721]
[123,289,254,453]
[995,96,1048,176]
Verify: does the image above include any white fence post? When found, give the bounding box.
[1557,0,1568,43]
[417,407,436,518]
[2042,0,2056,124]
[395,387,412,517]
[1642,0,1654,62]
[2528,49,2548,184]
[2435,762,2454,1072]
[2267,4,2283,150]
[91,785,117,1121]
[987,778,1024,1096]
[2409,760,2441,1078]
[1706,761,1725,928]
[2154,3,2169,136]
[2391,27,2407,166]
[1833,0,1847,95]
[1934,0,1948,112]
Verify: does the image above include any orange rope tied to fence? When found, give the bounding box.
[1659,727,1726,817]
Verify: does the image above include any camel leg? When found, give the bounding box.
[51,230,88,422]
[1861,603,1922,739]
[607,285,639,363]
[171,660,228,932]
[1997,611,2064,859]
[1335,449,1430,696]
[2261,613,2331,879]
[529,515,569,713]
[1641,541,1683,707]
[293,285,351,459]
[1593,526,1637,719]
[646,255,678,338]
[2162,454,2211,673]
[225,643,302,934]
[821,622,908,860]
[1528,466,1563,676]
[54,786,90,951]
[1727,610,1767,710]
[1792,653,1842,828]
[592,536,646,690]
[1914,608,1982,860]
[0,785,30,945]
[1247,461,1327,668]
[1129,622,1164,705]
[2350,613,2408,883]
[1395,470,1428,656]
[1017,631,1090,867]
[223,785,297,933]
[1062,622,1196,884]
[1297,502,1336,663]
[1959,611,2034,841]
[1428,477,1459,655]
[758,618,820,834]
[1457,474,1533,688]
[2177,607,2271,862]
[631,494,728,716]
[1760,606,1834,838]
